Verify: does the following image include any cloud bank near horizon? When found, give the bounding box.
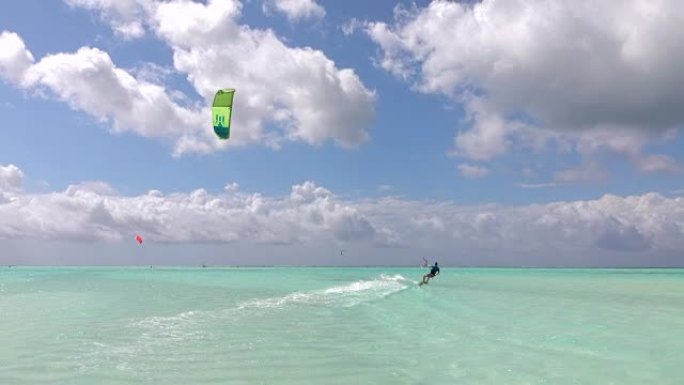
[1,164,682,265]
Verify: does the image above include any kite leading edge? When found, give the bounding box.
[212,89,235,140]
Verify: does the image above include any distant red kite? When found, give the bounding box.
[135,234,143,244]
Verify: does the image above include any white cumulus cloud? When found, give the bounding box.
[151,0,374,152]
[0,164,24,191]
[19,46,204,145]
[64,0,154,39]
[263,0,326,22]
[363,0,684,177]
[0,31,34,83]
[1,0,375,156]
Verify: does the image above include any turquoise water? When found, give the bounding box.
[1,267,683,384]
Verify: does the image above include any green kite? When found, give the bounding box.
[212,89,235,140]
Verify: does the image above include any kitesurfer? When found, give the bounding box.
[420,262,440,286]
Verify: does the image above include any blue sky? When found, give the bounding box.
[1,0,683,266]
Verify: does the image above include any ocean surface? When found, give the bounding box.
[1,267,683,384]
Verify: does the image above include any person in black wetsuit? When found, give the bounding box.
[420,262,440,285]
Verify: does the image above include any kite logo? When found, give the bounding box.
[213,110,230,139]
[215,114,225,127]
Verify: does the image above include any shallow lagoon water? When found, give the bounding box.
[1,267,682,384]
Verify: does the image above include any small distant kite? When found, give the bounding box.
[212,89,235,140]
[135,234,143,245]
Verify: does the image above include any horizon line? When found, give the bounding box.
[4,264,683,269]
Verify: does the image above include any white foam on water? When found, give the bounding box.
[79,274,413,372]
[135,310,202,329]
[133,309,212,347]
[238,274,411,310]
[77,310,215,373]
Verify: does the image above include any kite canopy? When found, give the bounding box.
[212,89,235,140]
[135,234,143,244]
